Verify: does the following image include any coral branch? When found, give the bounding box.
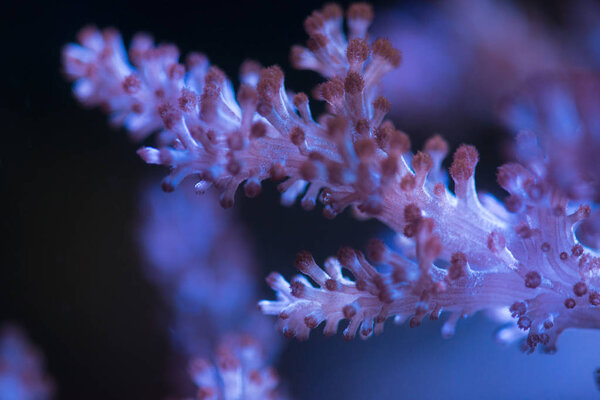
[63,3,600,353]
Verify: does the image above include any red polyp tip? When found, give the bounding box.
[161,181,175,193]
[257,66,284,102]
[524,271,542,289]
[450,144,479,182]
[424,134,448,156]
[389,130,411,154]
[347,38,370,64]
[572,244,584,257]
[250,122,267,139]
[504,195,523,213]
[269,162,286,181]
[337,246,357,267]
[510,301,527,317]
[290,280,306,298]
[157,103,181,130]
[343,304,357,319]
[354,138,376,159]
[371,38,402,67]
[347,3,374,22]
[282,327,296,339]
[517,316,532,330]
[367,238,386,263]
[403,203,422,224]
[219,193,234,209]
[290,126,306,146]
[244,179,262,198]
[412,151,433,174]
[541,242,551,252]
[122,74,141,94]
[307,34,328,52]
[409,316,421,328]
[304,12,325,36]
[564,298,576,309]
[295,250,316,273]
[560,251,569,261]
[167,63,185,80]
[575,204,592,219]
[433,183,445,197]
[178,88,198,112]
[589,291,600,306]
[76,25,99,43]
[573,282,588,297]
[240,59,262,78]
[319,77,345,104]
[304,315,319,329]
[322,3,343,19]
[293,92,308,108]
[344,71,365,95]
[374,121,393,149]
[205,66,226,86]
[186,52,208,68]
[226,158,242,175]
[354,118,370,136]
[373,97,390,114]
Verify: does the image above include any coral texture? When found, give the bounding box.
[63,2,600,354]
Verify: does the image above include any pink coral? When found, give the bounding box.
[63,2,600,355]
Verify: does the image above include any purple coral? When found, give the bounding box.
[62,1,600,360]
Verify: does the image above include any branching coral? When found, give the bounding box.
[63,2,600,354]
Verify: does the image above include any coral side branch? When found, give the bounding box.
[62,3,406,216]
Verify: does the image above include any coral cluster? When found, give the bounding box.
[63,2,600,357]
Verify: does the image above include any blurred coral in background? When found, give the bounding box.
[373,0,600,136]
[0,325,54,400]
[138,184,285,398]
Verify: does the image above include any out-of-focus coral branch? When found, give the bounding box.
[187,335,287,400]
[0,324,54,400]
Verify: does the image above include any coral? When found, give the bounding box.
[0,324,54,400]
[371,0,600,130]
[187,335,287,400]
[63,2,600,355]
[139,184,275,358]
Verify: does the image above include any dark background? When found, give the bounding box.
[0,1,590,399]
